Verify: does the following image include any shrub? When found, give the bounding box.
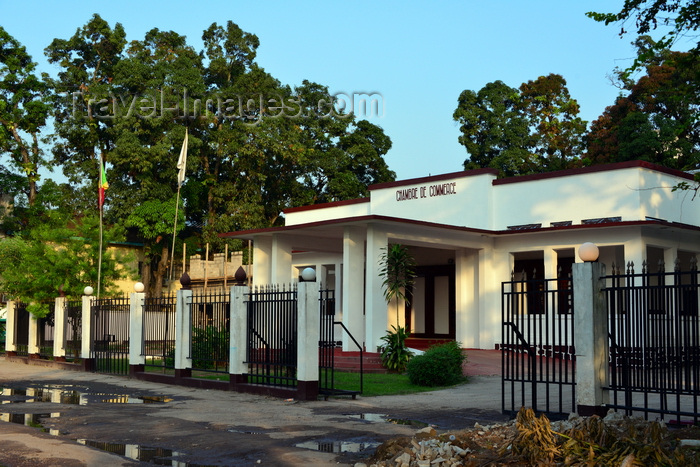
[407,341,467,387]
[379,325,414,372]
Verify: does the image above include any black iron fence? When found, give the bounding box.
[501,268,576,418]
[143,295,177,373]
[604,260,700,423]
[38,305,55,359]
[65,300,82,360]
[15,303,29,357]
[245,285,297,388]
[91,297,130,375]
[190,291,230,374]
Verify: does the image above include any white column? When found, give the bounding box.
[573,262,609,415]
[624,237,646,275]
[129,292,145,366]
[544,247,558,279]
[80,295,94,359]
[364,225,388,352]
[455,249,479,348]
[229,285,249,378]
[479,246,506,349]
[5,301,16,352]
[28,312,39,356]
[297,280,320,399]
[175,289,192,371]
[252,236,272,286]
[342,226,365,351]
[271,235,293,284]
[54,297,67,359]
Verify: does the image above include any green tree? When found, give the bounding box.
[519,74,587,172]
[379,244,416,327]
[0,215,127,317]
[0,26,51,207]
[585,42,699,169]
[453,80,534,177]
[587,0,699,70]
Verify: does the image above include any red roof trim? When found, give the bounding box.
[283,197,369,214]
[369,168,499,191]
[493,160,693,186]
[219,216,698,239]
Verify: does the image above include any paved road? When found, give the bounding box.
[0,354,507,466]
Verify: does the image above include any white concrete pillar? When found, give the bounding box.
[252,236,273,286]
[271,235,293,284]
[342,226,365,351]
[297,280,320,400]
[455,249,479,348]
[5,301,16,352]
[129,292,145,367]
[80,295,95,359]
[364,225,388,352]
[229,285,249,380]
[544,247,558,279]
[479,246,506,349]
[573,261,609,416]
[28,312,39,356]
[53,297,67,359]
[175,288,192,371]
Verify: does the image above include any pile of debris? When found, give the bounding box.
[356,408,700,466]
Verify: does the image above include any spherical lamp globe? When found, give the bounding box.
[83,286,94,296]
[134,282,145,293]
[578,242,600,262]
[300,267,316,282]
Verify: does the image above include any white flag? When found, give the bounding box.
[177,128,188,188]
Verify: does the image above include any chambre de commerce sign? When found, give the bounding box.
[395,181,457,202]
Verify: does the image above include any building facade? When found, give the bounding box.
[223,161,700,352]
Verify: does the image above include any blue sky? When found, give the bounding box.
[1,1,670,181]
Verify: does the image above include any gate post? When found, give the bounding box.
[573,261,609,416]
[28,312,39,358]
[54,296,67,361]
[297,280,320,400]
[174,287,192,379]
[81,293,96,371]
[129,290,146,376]
[229,285,250,389]
[5,301,16,355]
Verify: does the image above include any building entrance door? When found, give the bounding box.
[406,265,455,338]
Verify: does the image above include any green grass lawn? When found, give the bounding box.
[331,371,467,397]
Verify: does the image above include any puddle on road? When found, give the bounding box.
[295,439,381,453]
[1,386,172,405]
[0,411,212,466]
[346,412,431,427]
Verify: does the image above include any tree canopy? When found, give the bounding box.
[0,15,395,297]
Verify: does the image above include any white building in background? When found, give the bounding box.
[223,161,700,352]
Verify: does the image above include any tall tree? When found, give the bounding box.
[453,80,533,177]
[0,26,51,207]
[519,74,587,172]
[585,41,700,169]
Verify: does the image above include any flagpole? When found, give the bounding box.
[170,128,188,282]
[169,185,181,282]
[98,200,103,299]
[97,158,107,299]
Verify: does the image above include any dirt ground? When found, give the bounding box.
[0,355,508,466]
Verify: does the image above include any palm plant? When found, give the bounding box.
[378,244,416,372]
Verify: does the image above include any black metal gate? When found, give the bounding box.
[501,269,576,418]
[604,261,700,423]
[245,285,297,388]
[91,297,130,375]
[38,305,55,359]
[143,295,177,373]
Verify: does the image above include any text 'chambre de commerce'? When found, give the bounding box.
[395,182,457,202]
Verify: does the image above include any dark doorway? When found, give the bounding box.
[406,265,455,339]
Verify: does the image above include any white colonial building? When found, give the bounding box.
[223,161,700,352]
